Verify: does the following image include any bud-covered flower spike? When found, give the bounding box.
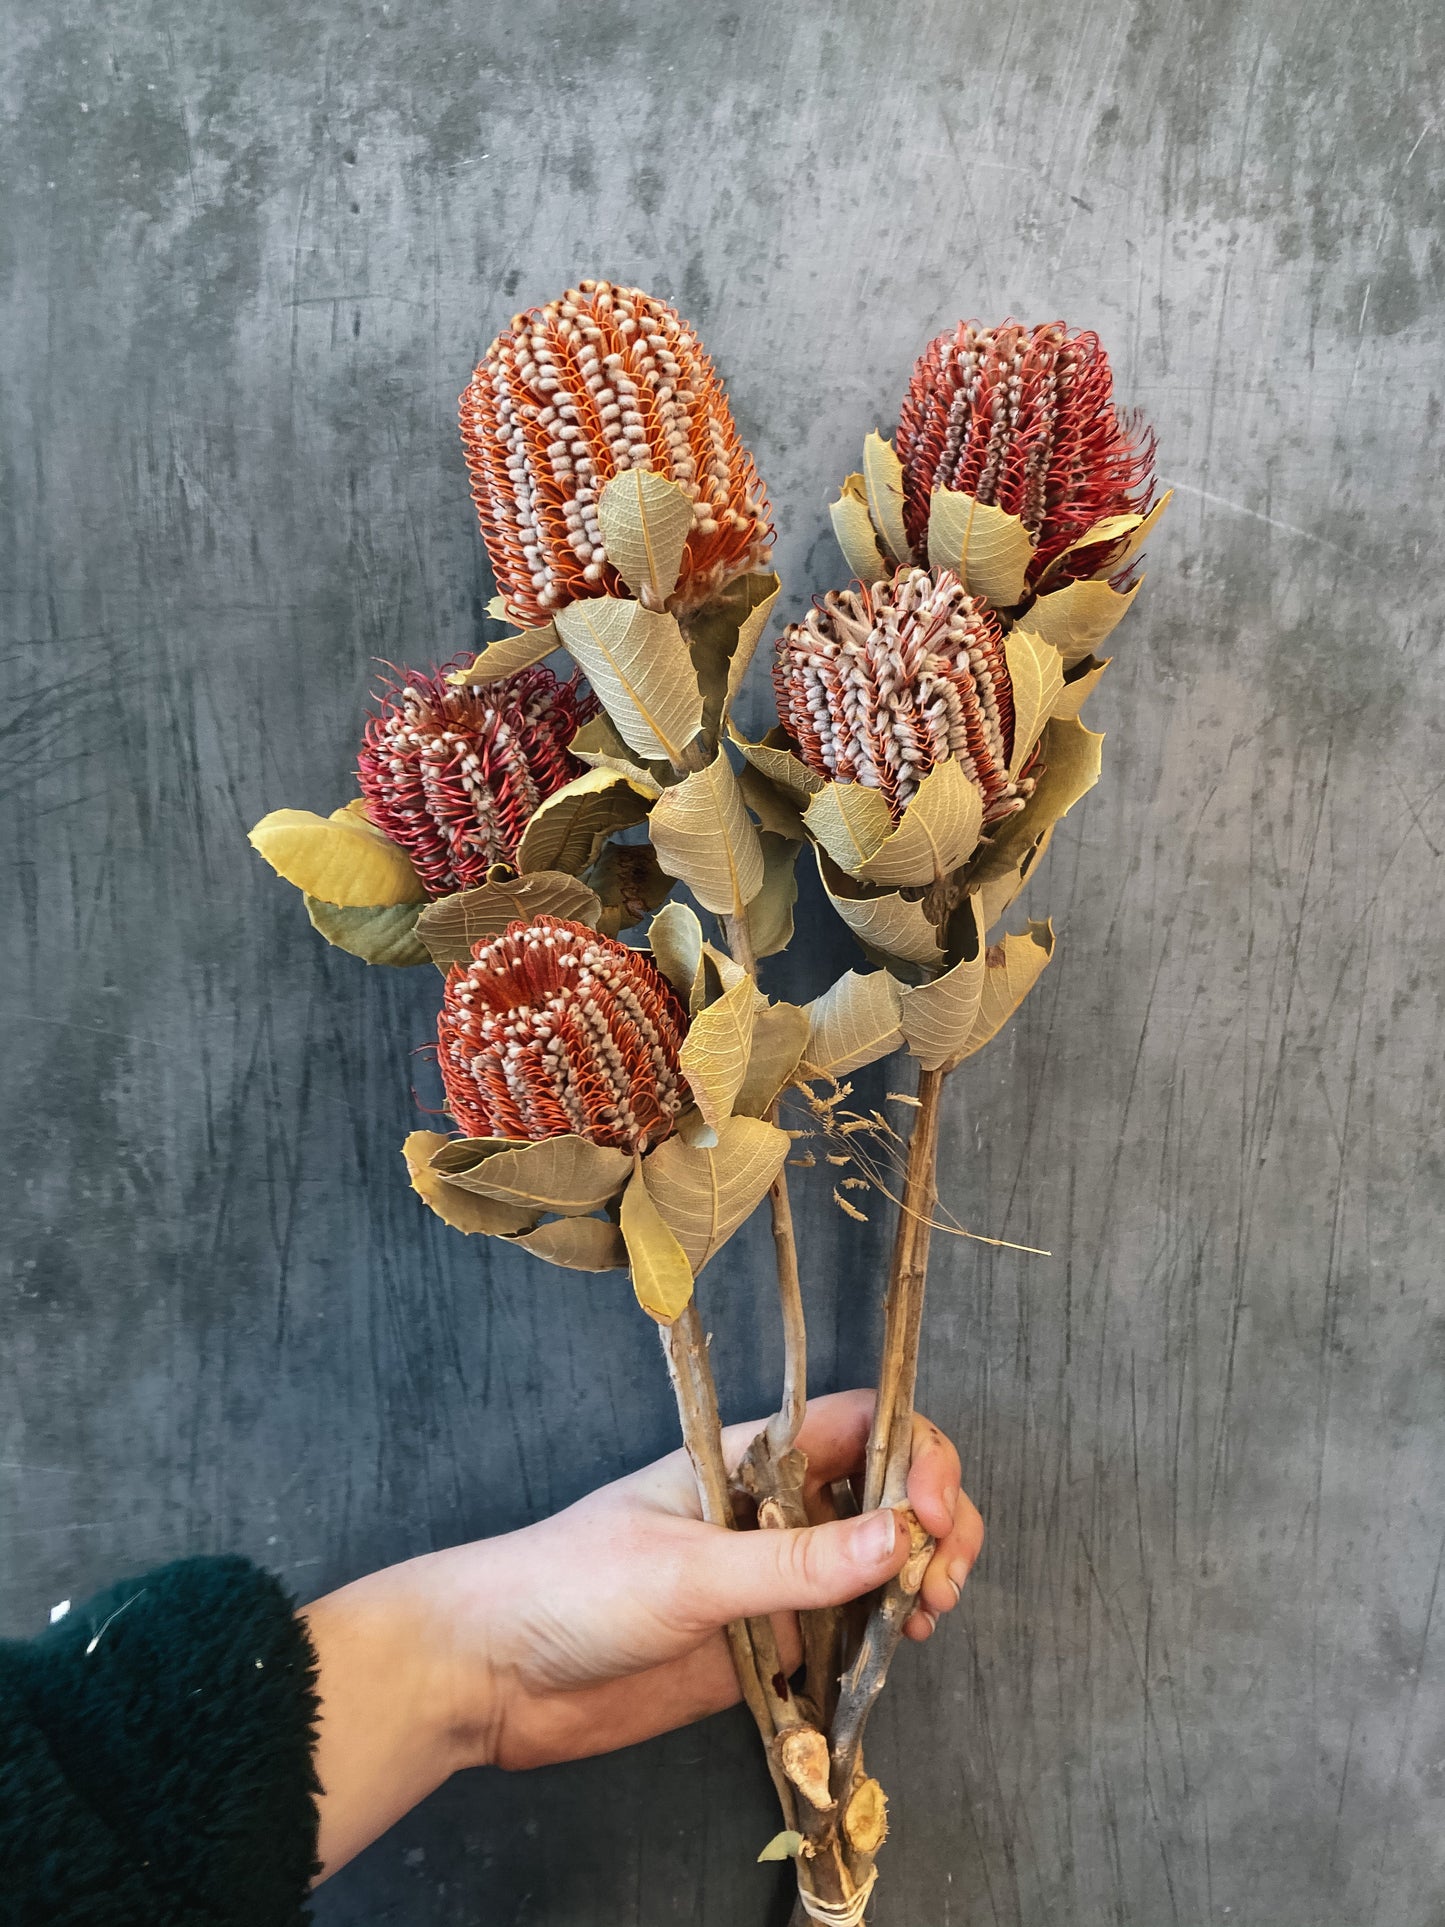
[461,279,773,628]
[896,320,1156,586]
[774,568,1035,826]
[437,915,688,1152]
[357,662,597,897]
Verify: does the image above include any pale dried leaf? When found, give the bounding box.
[567,712,667,790]
[956,919,1055,1059]
[804,780,892,874]
[596,469,695,605]
[967,716,1104,896]
[1089,489,1172,578]
[486,594,509,621]
[1004,628,1066,777]
[736,761,807,840]
[449,621,561,687]
[304,896,429,967]
[647,901,705,1002]
[621,1163,696,1322]
[515,767,653,877]
[747,834,801,959]
[586,842,673,938]
[723,574,782,717]
[555,598,705,763]
[863,431,909,564]
[442,1134,631,1215]
[757,1831,804,1864]
[817,850,944,968]
[830,471,891,583]
[649,749,765,916]
[675,1107,719,1148]
[248,808,426,907]
[733,999,810,1117]
[729,725,825,805]
[801,969,905,1079]
[642,1116,790,1273]
[679,971,758,1129]
[510,1215,627,1271]
[899,901,986,1071]
[1051,655,1111,722]
[856,759,985,886]
[416,872,604,968]
[1055,512,1144,562]
[1025,578,1141,666]
[402,1131,540,1236]
[927,488,1036,605]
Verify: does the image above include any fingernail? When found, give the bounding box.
[853,1508,900,1568]
[921,1609,938,1636]
[948,1556,973,1594]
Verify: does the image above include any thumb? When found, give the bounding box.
[693,1507,908,1623]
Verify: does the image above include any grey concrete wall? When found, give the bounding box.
[3,1,1442,1920]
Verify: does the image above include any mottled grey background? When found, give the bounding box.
[3,0,1442,1921]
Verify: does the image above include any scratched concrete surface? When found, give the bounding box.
[2,0,1442,1920]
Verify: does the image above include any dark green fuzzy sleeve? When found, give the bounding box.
[0,1556,322,1925]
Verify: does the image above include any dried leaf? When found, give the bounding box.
[804,780,892,874]
[248,807,427,908]
[486,594,509,621]
[441,1134,631,1215]
[1025,578,1141,666]
[587,842,673,938]
[647,901,705,1003]
[510,1215,627,1271]
[736,760,807,840]
[304,896,429,967]
[856,759,984,887]
[1082,489,1172,578]
[416,872,603,968]
[956,919,1055,1059]
[757,1831,804,1864]
[926,488,1036,605]
[1004,628,1066,777]
[679,971,758,1129]
[675,1107,719,1148]
[1054,512,1145,563]
[566,712,668,790]
[449,620,561,687]
[649,749,765,917]
[723,574,782,718]
[899,899,986,1071]
[620,1162,696,1322]
[863,431,909,564]
[402,1131,540,1236]
[967,716,1104,902]
[730,725,825,806]
[817,850,944,968]
[596,469,696,606]
[515,767,654,877]
[747,833,801,959]
[733,999,810,1117]
[1052,655,1111,722]
[802,969,904,1079]
[555,598,705,764]
[642,1116,790,1273]
[830,471,892,583]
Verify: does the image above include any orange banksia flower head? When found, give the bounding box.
[774,567,1035,825]
[437,915,688,1152]
[461,279,773,628]
[897,320,1156,585]
[357,662,597,897]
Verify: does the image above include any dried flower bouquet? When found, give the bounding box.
[249,281,1164,1923]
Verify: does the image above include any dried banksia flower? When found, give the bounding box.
[437,915,688,1152]
[897,321,1155,584]
[774,568,1035,824]
[357,662,596,897]
[461,279,773,628]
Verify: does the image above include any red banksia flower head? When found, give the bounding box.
[437,916,688,1152]
[461,280,773,629]
[774,567,1035,826]
[357,662,597,897]
[896,321,1156,586]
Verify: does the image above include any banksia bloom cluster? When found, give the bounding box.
[437,916,688,1152]
[461,279,773,627]
[897,321,1155,584]
[774,567,1035,823]
[357,663,596,896]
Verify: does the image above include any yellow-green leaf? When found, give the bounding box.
[956,920,1055,1059]
[416,872,604,968]
[804,780,893,874]
[1052,655,1111,722]
[304,896,429,967]
[516,767,654,877]
[596,469,696,607]
[648,750,765,917]
[441,1135,631,1215]
[555,598,704,764]
[647,901,705,1003]
[801,969,904,1079]
[448,620,561,687]
[830,471,892,583]
[248,808,426,907]
[967,716,1104,899]
[898,898,986,1072]
[1025,578,1141,666]
[926,489,1036,605]
[856,759,985,887]
[863,431,909,564]
[757,1831,804,1864]
[511,1215,628,1272]
[680,971,759,1128]
[816,850,944,968]
[402,1132,540,1236]
[1004,628,1066,777]
[621,1162,696,1322]
[733,1000,810,1117]
[746,833,801,959]
[642,1116,790,1273]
